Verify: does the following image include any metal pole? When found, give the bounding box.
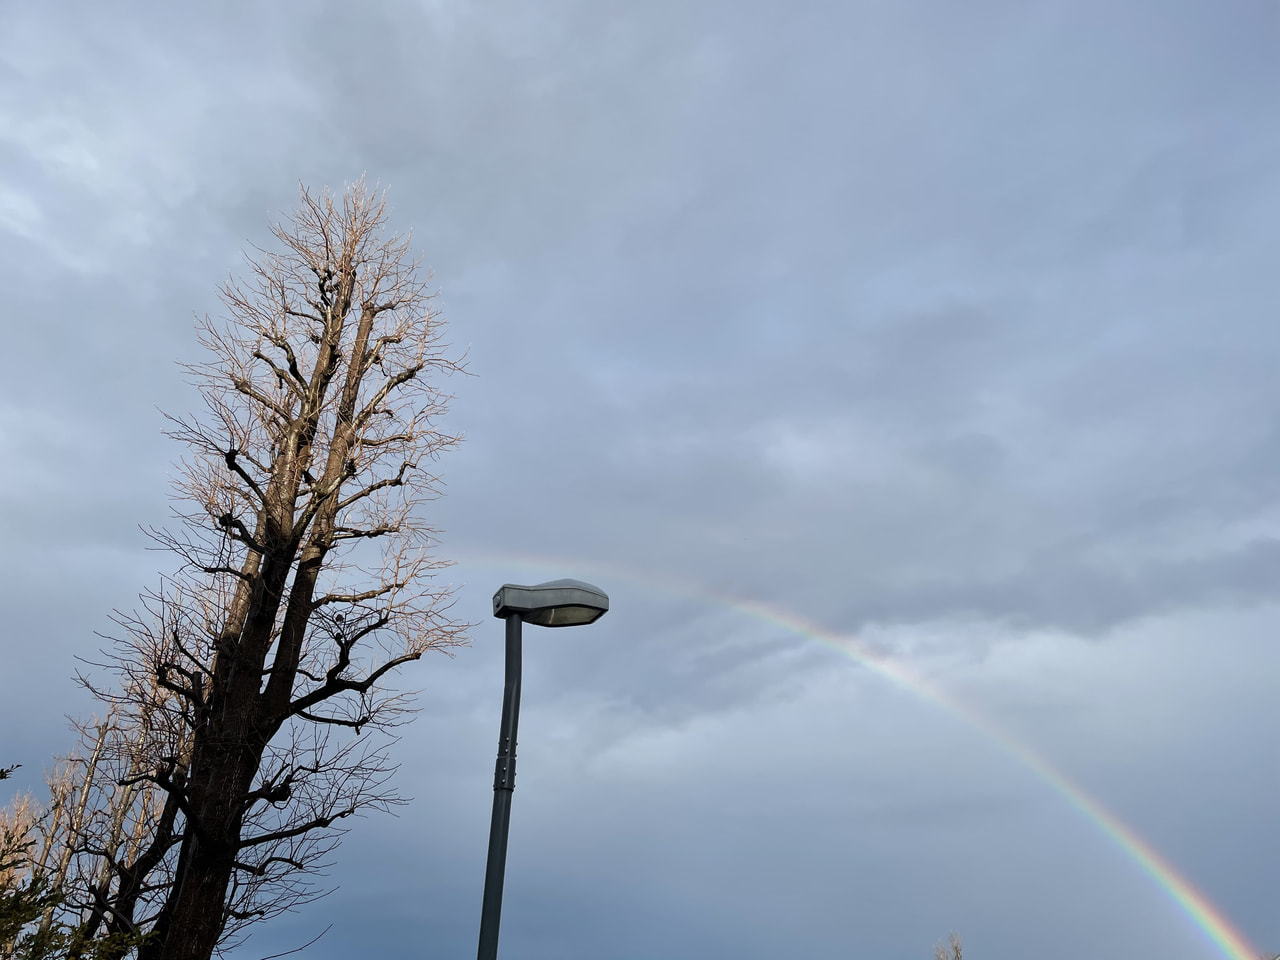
[477,614,522,960]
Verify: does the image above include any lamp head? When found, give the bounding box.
[492,579,609,627]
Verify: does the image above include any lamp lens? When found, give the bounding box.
[530,604,602,627]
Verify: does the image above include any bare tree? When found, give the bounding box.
[26,179,464,960]
[934,932,962,960]
[53,678,190,956]
[2,734,156,960]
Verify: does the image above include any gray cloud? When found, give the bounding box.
[2,0,1278,957]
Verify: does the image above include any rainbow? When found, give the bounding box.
[452,550,1260,960]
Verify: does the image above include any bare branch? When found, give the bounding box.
[237,805,358,850]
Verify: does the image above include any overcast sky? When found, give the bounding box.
[2,2,1278,958]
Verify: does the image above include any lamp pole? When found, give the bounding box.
[476,613,522,960]
[476,579,609,960]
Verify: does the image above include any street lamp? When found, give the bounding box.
[476,579,609,960]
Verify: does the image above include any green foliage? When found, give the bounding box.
[1,874,64,960]
[1,774,55,958]
[4,762,156,960]
[0,870,151,960]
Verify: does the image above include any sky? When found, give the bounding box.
[1,1,1277,958]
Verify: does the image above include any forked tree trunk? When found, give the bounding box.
[125,181,463,959]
